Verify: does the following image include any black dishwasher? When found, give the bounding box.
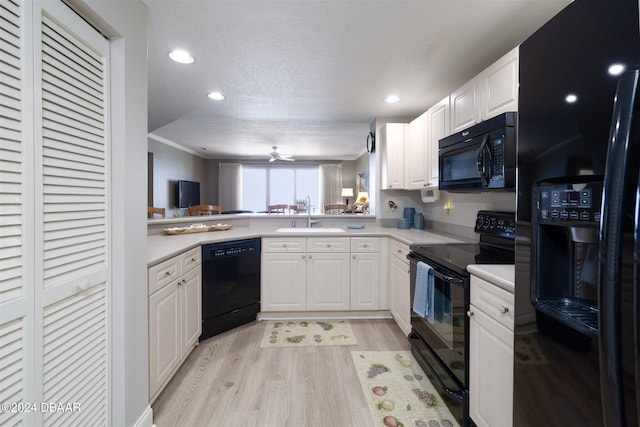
[200,238,261,341]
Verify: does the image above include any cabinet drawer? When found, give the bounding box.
[262,237,307,252]
[471,275,514,330]
[181,246,201,274]
[307,237,350,252]
[351,237,379,252]
[148,255,181,295]
[389,239,410,262]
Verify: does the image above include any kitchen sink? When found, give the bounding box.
[275,227,345,233]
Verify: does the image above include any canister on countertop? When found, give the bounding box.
[413,212,424,229]
[397,218,411,229]
[403,207,415,222]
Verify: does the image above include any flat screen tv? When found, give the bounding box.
[176,180,200,208]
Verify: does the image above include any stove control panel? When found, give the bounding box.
[538,181,602,224]
[474,211,515,239]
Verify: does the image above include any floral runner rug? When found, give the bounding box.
[351,351,459,427]
[260,319,357,348]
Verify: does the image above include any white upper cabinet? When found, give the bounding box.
[381,123,407,190]
[427,96,450,186]
[406,111,429,189]
[479,46,519,120]
[451,47,519,134]
[451,76,481,134]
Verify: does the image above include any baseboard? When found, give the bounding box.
[132,405,153,427]
[258,310,392,320]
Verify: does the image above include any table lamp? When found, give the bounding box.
[341,188,354,205]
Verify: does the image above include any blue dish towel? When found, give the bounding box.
[412,261,434,322]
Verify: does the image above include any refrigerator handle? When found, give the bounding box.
[599,69,640,427]
[635,172,640,426]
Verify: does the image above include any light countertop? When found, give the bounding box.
[147,223,474,266]
[467,264,515,293]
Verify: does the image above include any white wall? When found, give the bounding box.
[70,0,150,425]
[148,139,208,217]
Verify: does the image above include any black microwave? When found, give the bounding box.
[439,112,517,191]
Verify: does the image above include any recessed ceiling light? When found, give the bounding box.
[168,49,195,64]
[608,63,625,76]
[384,94,400,104]
[207,91,226,101]
[565,94,578,104]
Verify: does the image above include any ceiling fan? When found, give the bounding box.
[268,146,295,162]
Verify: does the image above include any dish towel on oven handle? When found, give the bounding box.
[412,261,435,323]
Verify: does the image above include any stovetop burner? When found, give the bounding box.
[409,211,516,275]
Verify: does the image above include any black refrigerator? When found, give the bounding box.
[515,0,640,426]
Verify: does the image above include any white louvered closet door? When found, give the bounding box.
[0,1,111,425]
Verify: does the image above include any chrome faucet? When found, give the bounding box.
[306,195,318,228]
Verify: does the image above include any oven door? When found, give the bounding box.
[407,253,469,388]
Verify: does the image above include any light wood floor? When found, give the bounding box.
[152,318,410,427]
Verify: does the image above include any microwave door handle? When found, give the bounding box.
[476,134,491,186]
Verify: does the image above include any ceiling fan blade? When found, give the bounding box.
[281,157,295,162]
[269,157,276,162]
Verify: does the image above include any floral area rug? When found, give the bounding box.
[352,351,459,427]
[260,319,357,348]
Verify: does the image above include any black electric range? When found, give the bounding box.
[406,210,515,427]
[409,211,516,275]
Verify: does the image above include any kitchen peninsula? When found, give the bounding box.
[146,213,474,401]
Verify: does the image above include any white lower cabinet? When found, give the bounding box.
[148,247,202,402]
[261,252,307,311]
[307,252,350,310]
[262,237,381,312]
[469,274,514,427]
[389,240,411,335]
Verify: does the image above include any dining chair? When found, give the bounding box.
[267,204,288,214]
[187,205,221,216]
[324,204,348,214]
[147,206,166,219]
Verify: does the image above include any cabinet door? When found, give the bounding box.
[306,253,350,310]
[149,282,181,398]
[181,267,202,352]
[389,254,411,335]
[261,253,307,311]
[469,305,513,427]
[451,77,480,133]
[406,112,429,189]
[480,46,519,120]
[382,123,407,189]
[427,96,450,186]
[351,252,380,310]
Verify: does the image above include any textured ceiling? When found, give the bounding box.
[146,0,571,161]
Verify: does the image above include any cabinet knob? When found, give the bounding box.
[326,244,331,248]
[165,271,172,277]
[191,257,197,262]
[397,249,402,253]
[308,255,312,259]
[302,255,306,259]
[500,306,509,314]
[353,255,356,260]
[363,244,368,248]
[283,244,287,248]
[467,310,474,318]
